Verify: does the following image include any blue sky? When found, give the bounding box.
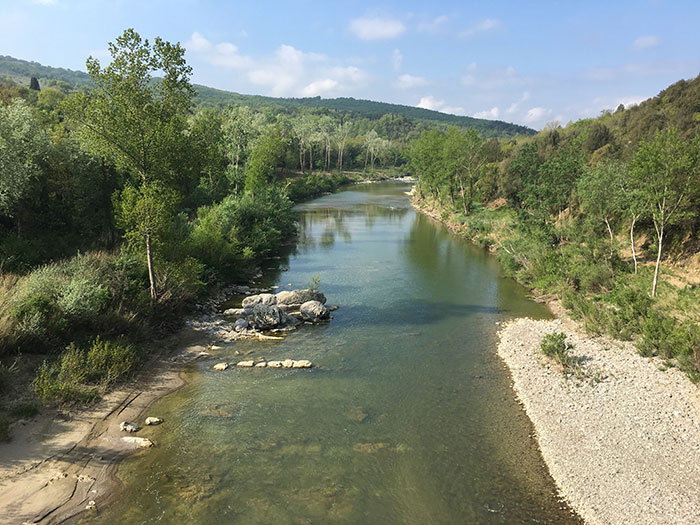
[1,0,699,129]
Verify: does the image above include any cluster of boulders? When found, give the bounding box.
[223,288,334,332]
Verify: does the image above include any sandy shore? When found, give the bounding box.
[497,308,700,524]
[0,328,209,524]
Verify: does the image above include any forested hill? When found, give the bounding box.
[192,84,535,137]
[0,54,533,138]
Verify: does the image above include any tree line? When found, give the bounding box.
[408,113,700,378]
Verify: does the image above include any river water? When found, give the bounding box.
[86,182,580,524]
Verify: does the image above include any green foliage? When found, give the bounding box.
[34,336,144,405]
[540,332,577,370]
[308,273,321,291]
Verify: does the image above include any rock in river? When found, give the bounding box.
[250,303,290,330]
[234,318,250,331]
[300,300,330,322]
[145,417,163,425]
[242,293,277,308]
[275,289,327,306]
[213,362,229,371]
[120,421,140,433]
[237,360,255,367]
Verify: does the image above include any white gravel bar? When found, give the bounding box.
[497,316,700,525]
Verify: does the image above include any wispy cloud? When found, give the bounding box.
[523,106,552,124]
[395,74,429,89]
[416,95,464,115]
[33,0,57,5]
[349,16,406,40]
[392,49,403,72]
[459,18,502,38]
[185,32,252,69]
[473,106,500,119]
[632,35,661,51]
[506,91,530,114]
[417,15,449,34]
[186,33,368,98]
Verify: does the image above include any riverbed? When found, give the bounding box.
[84,182,580,523]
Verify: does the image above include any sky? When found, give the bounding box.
[1,0,699,130]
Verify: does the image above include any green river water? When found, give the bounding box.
[85,182,580,524]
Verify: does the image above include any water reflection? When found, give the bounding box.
[83,182,579,525]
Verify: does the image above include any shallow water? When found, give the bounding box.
[86,182,580,524]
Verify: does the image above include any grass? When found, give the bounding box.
[34,336,145,406]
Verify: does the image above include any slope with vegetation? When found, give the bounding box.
[0,54,534,139]
[408,73,700,381]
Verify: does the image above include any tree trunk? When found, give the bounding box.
[309,145,313,172]
[651,224,664,298]
[630,215,638,274]
[299,144,304,174]
[146,233,157,300]
[604,217,615,257]
[364,149,369,171]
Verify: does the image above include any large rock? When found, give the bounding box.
[300,300,330,322]
[242,293,276,308]
[250,303,290,330]
[275,289,327,306]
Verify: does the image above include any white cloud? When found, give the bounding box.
[247,45,367,97]
[523,107,552,124]
[301,78,339,97]
[460,18,502,38]
[416,95,464,115]
[506,91,530,114]
[418,15,449,34]
[392,49,403,72]
[34,0,57,5]
[473,106,500,119]
[349,16,406,40]
[395,74,429,89]
[632,35,660,51]
[185,32,252,69]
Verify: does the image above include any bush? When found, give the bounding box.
[540,332,577,370]
[34,336,144,405]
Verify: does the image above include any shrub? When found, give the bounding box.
[540,332,577,369]
[34,337,144,405]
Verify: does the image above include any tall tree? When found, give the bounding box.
[66,28,193,300]
[334,121,352,172]
[631,128,698,297]
[0,99,48,236]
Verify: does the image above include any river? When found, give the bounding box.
[85,182,580,524]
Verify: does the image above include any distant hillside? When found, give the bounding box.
[0,55,535,138]
[193,84,535,138]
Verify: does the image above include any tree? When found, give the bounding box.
[444,127,486,215]
[244,129,285,195]
[29,77,40,91]
[631,128,698,297]
[577,162,626,258]
[66,28,193,300]
[334,121,352,172]
[318,115,335,171]
[221,105,263,191]
[115,182,178,298]
[0,99,48,235]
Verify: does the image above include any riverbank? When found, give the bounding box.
[0,326,208,524]
[411,191,700,523]
[497,312,700,524]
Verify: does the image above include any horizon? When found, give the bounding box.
[1,0,699,130]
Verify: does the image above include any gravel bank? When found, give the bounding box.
[498,315,700,524]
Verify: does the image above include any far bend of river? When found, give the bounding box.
[85,182,581,524]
